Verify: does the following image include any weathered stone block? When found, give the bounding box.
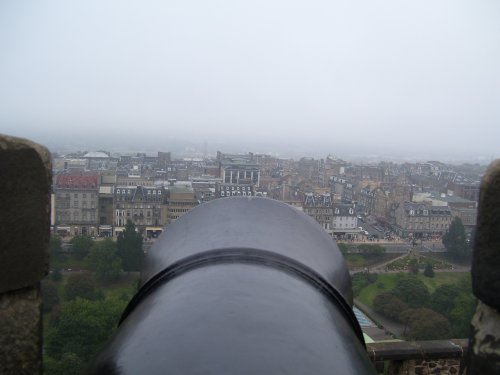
[0,286,42,374]
[471,159,500,309]
[0,134,51,375]
[0,135,51,293]
[469,301,500,374]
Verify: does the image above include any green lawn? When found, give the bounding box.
[343,253,401,268]
[356,272,469,307]
[357,273,398,306]
[344,254,365,267]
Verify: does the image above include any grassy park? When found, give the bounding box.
[356,272,470,307]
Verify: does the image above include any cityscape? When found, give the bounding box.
[39,145,482,373]
[51,148,483,242]
[2,0,500,373]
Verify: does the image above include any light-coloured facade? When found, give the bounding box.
[114,186,165,232]
[395,202,452,238]
[332,203,358,239]
[166,185,198,223]
[54,174,99,236]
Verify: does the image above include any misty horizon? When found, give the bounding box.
[1,1,499,163]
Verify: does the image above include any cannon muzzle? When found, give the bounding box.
[89,197,376,374]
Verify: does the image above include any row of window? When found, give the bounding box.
[221,186,252,191]
[220,191,251,197]
[58,193,96,199]
[116,204,160,209]
[407,223,449,230]
[116,210,156,217]
[116,189,162,195]
[332,223,356,228]
[57,212,96,222]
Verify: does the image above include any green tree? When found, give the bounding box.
[442,217,469,259]
[64,273,102,301]
[338,243,349,254]
[400,308,451,340]
[430,284,461,318]
[42,280,60,313]
[373,292,408,320]
[51,268,63,282]
[423,262,435,278]
[70,235,94,260]
[351,272,378,297]
[44,352,85,375]
[449,293,476,337]
[393,275,430,308]
[45,297,127,363]
[85,239,122,282]
[408,258,419,274]
[117,220,144,272]
[50,236,66,263]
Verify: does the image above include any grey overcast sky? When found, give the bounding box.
[0,0,499,161]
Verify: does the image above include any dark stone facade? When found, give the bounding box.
[0,135,51,374]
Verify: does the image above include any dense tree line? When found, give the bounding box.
[372,274,475,339]
[44,222,143,374]
[442,217,470,259]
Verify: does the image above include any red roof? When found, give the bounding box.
[56,174,98,189]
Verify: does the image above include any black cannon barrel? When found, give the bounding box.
[89,197,376,374]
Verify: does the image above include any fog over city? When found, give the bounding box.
[1,0,499,162]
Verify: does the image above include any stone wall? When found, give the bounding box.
[469,160,500,374]
[368,340,467,375]
[0,135,51,375]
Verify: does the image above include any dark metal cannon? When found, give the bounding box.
[89,197,376,374]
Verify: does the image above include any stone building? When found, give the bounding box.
[217,183,254,198]
[114,185,165,235]
[332,203,358,239]
[303,193,333,234]
[330,176,354,203]
[54,174,99,236]
[165,183,199,224]
[394,202,452,238]
[219,155,260,187]
[358,187,376,216]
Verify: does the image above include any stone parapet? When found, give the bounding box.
[368,339,467,374]
[469,159,500,374]
[0,134,51,375]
